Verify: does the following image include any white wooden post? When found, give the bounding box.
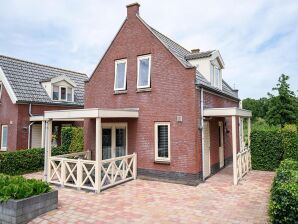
[47,120,52,182]
[232,116,238,185]
[247,117,251,149]
[133,153,137,180]
[95,118,102,193]
[41,120,45,148]
[77,159,82,190]
[61,158,65,186]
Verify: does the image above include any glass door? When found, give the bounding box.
[102,128,112,160]
[102,123,127,160]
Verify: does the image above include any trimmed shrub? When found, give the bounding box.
[269,159,298,224]
[251,128,284,171]
[282,126,298,161]
[61,127,84,152]
[0,174,51,202]
[251,125,298,171]
[0,146,67,175]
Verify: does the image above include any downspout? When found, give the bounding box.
[200,88,205,181]
[28,104,34,149]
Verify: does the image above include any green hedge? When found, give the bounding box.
[0,146,67,175]
[0,174,51,202]
[61,127,84,153]
[251,126,298,171]
[269,159,298,223]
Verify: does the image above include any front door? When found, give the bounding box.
[102,123,127,160]
[203,121,211,179]
[219,121,224,168]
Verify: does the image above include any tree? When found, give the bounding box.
[266,74,298,127]
[242,97,269,121]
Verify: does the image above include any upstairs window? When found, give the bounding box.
[0,82,2,101]
[137,55,151,89]
[114,59,127,91]
[211,64,222,89]
[155,122,171,162]
[52,85,73,102]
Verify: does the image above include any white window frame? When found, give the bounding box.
[154,122,171,162]
[0,82,2,101]
[114,59,127,91]
[137,55,151,89]
[52,85,74,102]
[1,125,8,151]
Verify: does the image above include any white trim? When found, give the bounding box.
[114,59,127,91]
[0,67,17,104]
[0,81,2,101]
[44,108,139,119]
[154,122,171,162]
[1,125,8,151]
[137,55,151,89]
[203,107,252,117]
[102,122,128,160]
[50,75,77,87]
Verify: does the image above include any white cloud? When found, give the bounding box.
[0,0,297,98]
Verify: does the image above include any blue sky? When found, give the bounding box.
[0,0,297,99]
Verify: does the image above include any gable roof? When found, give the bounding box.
[137,15,238,100]
[0,55,88,106]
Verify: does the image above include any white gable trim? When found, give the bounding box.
[211,50,225,69]
[51,75,77,87]
[0,66,17,104]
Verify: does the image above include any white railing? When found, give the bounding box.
[48,153,137,192]
[56,151,91,160]
[236,147,251,181]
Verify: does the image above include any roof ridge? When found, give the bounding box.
[0,54,87,77]
[148,26,191,54]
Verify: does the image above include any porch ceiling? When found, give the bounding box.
[203,107,252,117]
[43,108,139,119]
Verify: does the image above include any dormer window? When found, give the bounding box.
[52,85,73,102]
[211,64,222,89]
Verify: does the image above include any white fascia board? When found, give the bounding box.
[211,50,225,69]
[44,108,139,119]
[0,66,18,104]
[203,107,252,117]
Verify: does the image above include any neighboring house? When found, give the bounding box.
[0,55,88,151]
[43,3,252,188]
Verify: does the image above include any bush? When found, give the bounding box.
[0,146,68,175]
[251,127,284,171]
[61,127,84,152]
[282,126,298,161]
[269,159,298,224]
[0,174,51,202]
[251,126,298,171]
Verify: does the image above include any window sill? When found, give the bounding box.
[154,160,170,165]
[114,90,127,95]
[136,88,151,93]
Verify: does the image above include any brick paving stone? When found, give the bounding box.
[25,165,274,224]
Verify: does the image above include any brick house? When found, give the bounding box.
[44,3,252,188]
[0,55,87,151]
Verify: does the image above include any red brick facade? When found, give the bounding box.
[84,4,240,179]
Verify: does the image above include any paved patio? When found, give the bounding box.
[25,166,274,224]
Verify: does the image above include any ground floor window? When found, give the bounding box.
[1,125,8,151]
[155,122,170,162]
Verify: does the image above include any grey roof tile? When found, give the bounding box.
[0,55,88,106]
[184,50,215,60]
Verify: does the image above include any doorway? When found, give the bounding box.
[219,121,224,168]
[102,123,127,160]
[203,121,211,178]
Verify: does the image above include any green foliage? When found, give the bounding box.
[269,159,298,224]
[266,74,298,127]
[0,174,51,202]
[282,126,298,161]
[0,146,68,175]
[251,126,298,171]
[61,127,84,153]
[242,97,269,121]
[251,128,284,171]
